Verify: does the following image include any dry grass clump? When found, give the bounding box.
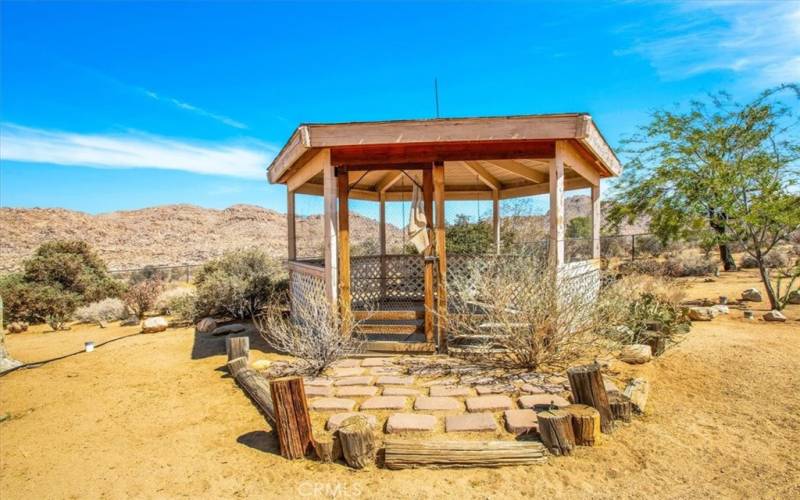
[74,298,128,324]
[155,286,197,321]
[663,252,718,277]
[739,249,793,269]
[254,299,364,376]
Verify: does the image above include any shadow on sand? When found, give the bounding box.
[237,430,282,456]
[190,320,279,360]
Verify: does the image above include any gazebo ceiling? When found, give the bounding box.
[266,113,621,201]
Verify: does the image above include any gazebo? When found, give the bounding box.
[266,113,621,353]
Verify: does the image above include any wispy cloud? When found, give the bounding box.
[0,123,276,179]
[142,89,248,129]
[614,1,800,85]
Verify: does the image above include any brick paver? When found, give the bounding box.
[386,413,437,433]
[334,359,362,368]
[465,395,514,412]
[382,386,423,396]
[331,367,366,377]
[333,376,374,386]
[309,398,356,411]
[414,396,462,411]
[359,396,408,410]
[518,394,570,410]
[336,386,379,397]
[429,385,471,397]
[305,385,334,397]
[445,413,497,432]
[504,409,538,435]
[326,412,378,431]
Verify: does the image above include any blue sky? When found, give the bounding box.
[2,1,798,225]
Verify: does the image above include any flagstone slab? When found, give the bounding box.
[362,357,395,367]
[334,359,362,368]
[369,367,403,375]
[359,396,408,410]
[445,413,497,432]
[334,376,374,386]
[309,398,356,411]
[519,384,546,394]
[475,384,515,395]
[386,413,437,433]
[504,409,538,435]
[336,386,380,397]
[382,386,423,396]
[305,385,334,397]
[518,394,570,410]
[414,396,462,411]
[465,395,514,412]
[376,375,415,386]
[304,378,334,387]
[429,385,471,397]
[326,412,378,431]
[332,367,366,377]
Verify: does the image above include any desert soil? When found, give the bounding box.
[1,269,798,499]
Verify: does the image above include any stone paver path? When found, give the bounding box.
[466,395,514,412]
[336,386,379,397]
[334,376,373,386]
[429,385,471,397]
[310,398,356,411]
[331,367,365,377]
[376,375,415,386]
[414,396,462,411]
[504,409,538,435]
[382,387,423,396]
[518,394,570,410]
[326,412,378,431]
[305,385,334,397]
[360,396,408,410]
[386,413,437,433]
[445,413,497,432]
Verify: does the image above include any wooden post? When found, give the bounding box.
[322,151,338,306]
[422,168,435,344]
[225,336,249,362]
[591,183,601,259]
[269,377,314,460]
[231,368,276,426]
[287,189,297,261]
[609,394,632,423]
[379,191,387,302]
[338,415,375,469]
[492,189,501,255]
[313,430,342,463]
[549,143,565,266]
[537,409,575,456]
[567,363,614,433]
[433,161,447,352]
[384,440,547,469]
[337,171,351,318]
[566,404,601,446]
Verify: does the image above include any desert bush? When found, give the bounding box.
[446,215,493,254]
[663,253,718,277]
[254,300,363,376]
[32,285,80,331]
[601,235,630,259]
[0,273,79,329]
[194,249,287,319]
[155,286,197,321]
[595,275,689,349]
[740,250,792,269]
[633,234,665,257]
[123,279,162,319]
[616,259,663,276]
[74,298,128,323]
[129,265,168,284]
[444,257,605,370]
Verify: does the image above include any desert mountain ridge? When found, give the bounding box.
[0,197,647,271]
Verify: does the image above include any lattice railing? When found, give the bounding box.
[351,255,425,308]
[288,260,325,324]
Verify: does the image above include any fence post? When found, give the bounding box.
[631,235,636,261]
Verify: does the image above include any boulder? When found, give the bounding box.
[141,316,168,333]
[710,305,729,315]
[6,322,28,334]
[741,288,763,302]
[686,306,718,321]
[763,310,787,322]
[195,317,217,334]
[121,317,140,327]
[787,290,800,305]
[211,323,246,336]
[619,344,652,364]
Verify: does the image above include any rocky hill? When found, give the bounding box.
[0,204,404,272]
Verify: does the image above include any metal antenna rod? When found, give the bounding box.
[434,78,440,118]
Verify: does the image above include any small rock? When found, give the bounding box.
[359,396,407,410]
[445,413,497,432]
[703,277,716,283]
[195,317,217,334]
[336,386,379,397]
[619,344,652,364]
[741,288,763,302]
[787,290,800,305]
[465,395,514,412]
[141,317,168,333]
[120,317,140,327]
[518,394,570,410]
[211,323,246,336]
[623,378,650,413]
[763,310,787,322]
[414,396,462,411]
[686,306,718,321]
[326,412,377,431]
[429,385,471,397]
[334,376,373,386]
[504,409,538,435]
[310,398,356,411]
[97,320,108,329]
[386,413,436,433]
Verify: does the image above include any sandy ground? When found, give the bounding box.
[1,269,799,499]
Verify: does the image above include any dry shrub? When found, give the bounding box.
[74,298,128,323]
[739,249,792,269]
[254,299,364,376]
[444,257,606,370]
[617,259,663,276]
[155,286,197,321]
[663,252,718,277]
[123,279,162,319]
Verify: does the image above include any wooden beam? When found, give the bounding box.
[576,115,622,176]
[295,183,379,201]
[383,189,493,201]
[485,159,548,183]
[591,183,601,259]
[337,172,351,318]
[287,148,330,192]
[323,160,338,305]
[377,171,404,192]
[329,140,555,165]
[492,190,500,255]
[499,177,591,200]
[433,161,447,353]
[560,140,600,186]
[463,161,502,191]
[287,190,296,261]
[549,142,565,266]
[338,163,432,172]
[423,168,435,344]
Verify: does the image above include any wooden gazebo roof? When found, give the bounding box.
[266,113,621,201]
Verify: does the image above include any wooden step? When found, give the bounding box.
[364,341,437,353]
[356,322,423,335]
[353,308,425,321]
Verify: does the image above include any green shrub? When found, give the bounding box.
[566,216,590,239]
[446,215,492,254]
[0,274,80,329]
[155,287,197,321]
[31,285,81,331]
[0,273,37,325]
[194,249,287,319]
